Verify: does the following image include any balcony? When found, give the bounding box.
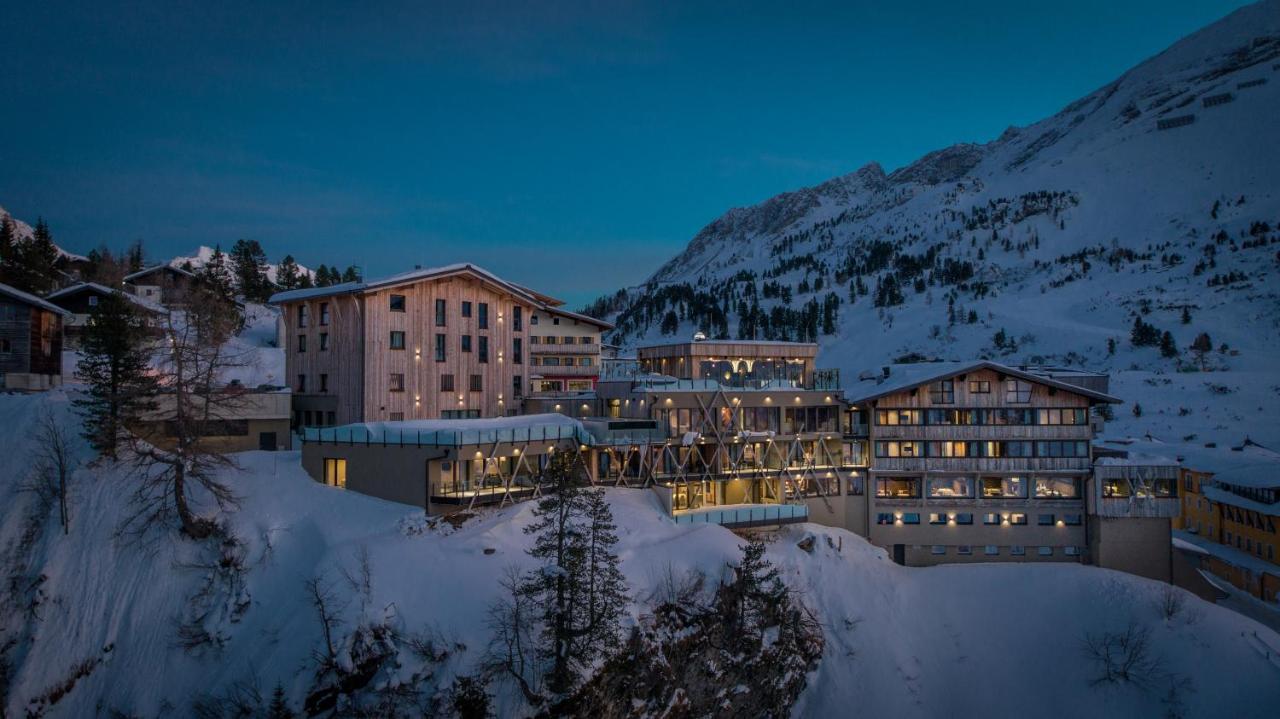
[672,503,809,529]
[530,364,599,377]
[530,342,598,355]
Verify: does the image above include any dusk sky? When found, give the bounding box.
[0,0,1252,307]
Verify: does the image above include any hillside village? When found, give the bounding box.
[1,2,1280,718]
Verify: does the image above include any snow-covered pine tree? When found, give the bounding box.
[579,487,629,659]
[74,291,158,459]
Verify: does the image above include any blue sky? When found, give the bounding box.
[0,0,1254,306]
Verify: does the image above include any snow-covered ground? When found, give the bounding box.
[2,389,1278,717]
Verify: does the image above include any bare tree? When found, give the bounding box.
[483,566,541,705]
[1081,621,1163,689]
[27,407,76,534]
[124,287,252,540]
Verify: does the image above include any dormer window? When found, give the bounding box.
[929,379,955,404]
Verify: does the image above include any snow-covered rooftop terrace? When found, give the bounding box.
[302,413,593,447]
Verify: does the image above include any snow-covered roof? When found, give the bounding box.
[302,413,592,447]
[269,263,613,328]
[1099,438,1280,490]
[0,282,70,316]
[844,360,1121,404]
[46,282,165,313]
[123,264,196,282]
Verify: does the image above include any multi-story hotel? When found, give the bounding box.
[527,306,610,395]
[842,361,1122,566]
[270,263,612,428]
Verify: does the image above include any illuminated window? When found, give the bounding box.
[323,458,347,489]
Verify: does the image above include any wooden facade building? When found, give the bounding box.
[0,282,67,391]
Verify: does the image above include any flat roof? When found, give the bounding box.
[303,413,592,447]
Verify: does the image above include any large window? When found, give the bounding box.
[319,332,329,351]
[323,458,347,488]
[929,379,955,404]
[875,441,924,458]
[297,305,308,328]
[513,306,522,331]
[876,409,922,426]
[513,338,522,364]
[461,301,472,318]
[875,477,921,498]
[931,441,972,458]
[435,333,446,362]
[389,294,406,312]
[1037,408,1088,425]
[980,476,1026,498]
[389,331,406,350]
[1035,477,1081,499]
[1005,379,1032,403]
[479,336,489,363]
[926,409,977,425]
[319,302,330,325]
[461,335,472,353]
[435,298,446,326]
[478,303,489,329]
[927,476,973,498]
[297,334,307,352]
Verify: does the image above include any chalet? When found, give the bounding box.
[45,282,164,348]
[123,264,198,307]
[0,282,67,391]
[526,306,611,395]
[269,263,613,429]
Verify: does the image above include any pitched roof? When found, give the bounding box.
[269,262,613,328]
[123,264,197,282]
[0,282,70,316]
[46,282,165,313]
[843,359,1122,404]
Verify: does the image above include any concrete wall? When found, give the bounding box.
[1089,516,1172,583]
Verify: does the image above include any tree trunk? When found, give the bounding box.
[173,463,212,540]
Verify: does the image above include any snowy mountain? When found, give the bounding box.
[170,245,315,286]
[1,390,1277,718]
[599,1,1280,449]
[0,205,88,262]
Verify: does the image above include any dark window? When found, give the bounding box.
[1063,514,1083,526]
[513,375,523,398]
[901,513,920,525]
[461,335,472,353]
[876,513,895,525]
[389,412,404,421]
[1005,379,1032,403]
[440,374,455,392]
[297,305,308,328]
[552,316,560,325]
[319,303,330,325]
[929,379,955,404]
[462,301,472,318]
[389,331,406,350]
[390,373,405,392]
[320,374,328,392]
[954,513,973,525]
[513,337,523,364]
[435,333,446,361]
[297,374,307,393]
[968,380,990,393]
[478,303,489,329]
[326,411,336,425]
[319,332,329,351]
[297,334,307,352]
[1038,514,1055,526]
[390,294,406,312]
[435,298,446,326]
[479,336,489,363]
[469,374,482,392]
[513,306,523,331]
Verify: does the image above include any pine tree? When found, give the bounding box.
[126,239,146,274]
[519,451,626,696]
[722,539,788,647]
[0,213,15,282]
[8,217,61,293]
[74,292,157,459]
[230,238,272,302]
[276,254,301,291]
[267,683,294,719]
[1159,331,1178,358]
[1180,306,1191,325]
[297,270,314,289]
[1190,332,1213,371]
[341,265,360,283]
[197,245,237,304]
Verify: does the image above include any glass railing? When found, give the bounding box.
[672,503,809,526]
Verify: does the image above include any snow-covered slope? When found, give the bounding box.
[601,1,1280,450]
[171,245,314,286]
[1,390,1277,717]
